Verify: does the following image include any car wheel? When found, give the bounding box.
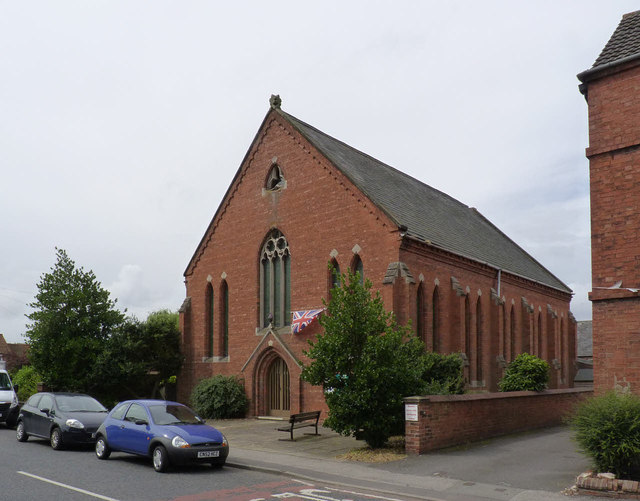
[50,427,64,450]
[95,436,111,460]
[16,421,28,442]
[152,445,169,472]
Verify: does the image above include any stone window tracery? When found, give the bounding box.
[260,230,291,328]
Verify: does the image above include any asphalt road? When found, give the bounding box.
[0,425,418,501]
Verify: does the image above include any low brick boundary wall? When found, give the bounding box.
[404,388,593,454]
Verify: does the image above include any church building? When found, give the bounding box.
[178,96,576,417]
[579,10,640,394]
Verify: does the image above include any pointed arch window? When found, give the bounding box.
[220,280,229,357]
[416,283,425,343]
[537,312,543,357]
[205,283,214,358]
[432,286,440,353]
[329,259,341,298]
[510,305,516,361]
[476,297,483,383]
[260,230,291,328]
[351,255,364,284]
[265,164,285,191]
[464,296,471,355]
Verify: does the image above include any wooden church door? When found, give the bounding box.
[267,357,290,417]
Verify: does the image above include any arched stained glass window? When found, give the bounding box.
[260,230,291,328]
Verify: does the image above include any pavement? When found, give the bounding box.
[208,417,612,501]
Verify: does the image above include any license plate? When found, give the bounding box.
[197,450,220,458]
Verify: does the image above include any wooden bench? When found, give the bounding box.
[276,411,321,441]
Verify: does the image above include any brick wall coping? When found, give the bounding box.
[404,387,593,404]
[589,288,640,301]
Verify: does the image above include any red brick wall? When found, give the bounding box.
[178,108,576,415]
[585,63,640,394]
[179,110,400,414]
[400,242,575,392]
[404,388,592,454]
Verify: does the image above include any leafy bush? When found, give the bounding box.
[420,352,465,395]
[190,375,248,419]
[499,353,549,392]
[11,365,42,402]
[570,392,640,479]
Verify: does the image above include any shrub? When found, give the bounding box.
[570,392,640,479]
[499,353,549,392]
[420,352,465,395]
[11,365,42,402]
[190,375,248,419]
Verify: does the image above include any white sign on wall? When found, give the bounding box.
[405,403,419,422]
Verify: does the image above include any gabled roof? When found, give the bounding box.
[578,10,640,83]
[593,10,640,68]
[278,108,571,294]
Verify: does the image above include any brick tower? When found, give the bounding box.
[578,11,640,394]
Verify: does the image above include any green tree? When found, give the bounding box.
[25,248,125,392]
[93,310,183,404]
[301,268,427,448]
[11,365,42,402]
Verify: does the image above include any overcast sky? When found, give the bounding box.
[1,1,635,344]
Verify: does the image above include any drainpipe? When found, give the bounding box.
[497,269,502,297]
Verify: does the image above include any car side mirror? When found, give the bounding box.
[40,408,50,415]
[134,419,148,426]
[12,384,18,393]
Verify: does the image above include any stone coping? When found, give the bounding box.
[576,472,640,498]
[404,387,593,403]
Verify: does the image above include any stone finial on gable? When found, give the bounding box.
[270,94,282,109]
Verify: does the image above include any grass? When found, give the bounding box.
[337,436,407,463]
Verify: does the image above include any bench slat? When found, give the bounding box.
[276,411,321,440]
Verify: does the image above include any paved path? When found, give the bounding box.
[209,418,609,500]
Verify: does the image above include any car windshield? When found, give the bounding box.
[149,404,204,426]
[0,373,11,391]
[55,395,107,413]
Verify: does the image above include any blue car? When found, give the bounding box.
[94,399,229,472]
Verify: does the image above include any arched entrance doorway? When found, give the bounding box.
[267,357,290,417]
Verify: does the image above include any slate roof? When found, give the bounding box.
[577,320,593,358]
[592,10,640,69]
[279,109,571,293]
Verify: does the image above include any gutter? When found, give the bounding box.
[577,53,640,96]
[403,234,573,296]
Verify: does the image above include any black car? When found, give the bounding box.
[16,392,108,450]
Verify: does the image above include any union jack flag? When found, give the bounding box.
[291,309,324,334]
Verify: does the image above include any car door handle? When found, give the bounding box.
[120,425,125,429]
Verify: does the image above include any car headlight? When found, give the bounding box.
[222,434,228,447]
[10,394,18,408]
[66,419,85,429]
[171,435,190,448]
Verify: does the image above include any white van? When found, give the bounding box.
[0,368,19,427]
